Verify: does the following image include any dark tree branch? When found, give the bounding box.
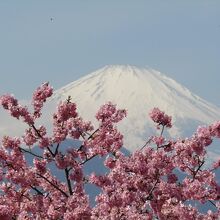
[20,147,44,159]
[64,168,73,195]
[208,200,217,208]
[80,154,97,165]
[146,179,159,200]
[30,186,45,196]
[140,137,153,151]
[160,125,165,136]
[192,159,205,181]
[31,124,55,157]
[37,173,68,198]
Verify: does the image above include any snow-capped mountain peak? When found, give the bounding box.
[51,65,220,152]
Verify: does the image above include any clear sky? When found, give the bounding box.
[0,1,219,106]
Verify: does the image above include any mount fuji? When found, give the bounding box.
[50,65,220,158]
[1,65,219,164]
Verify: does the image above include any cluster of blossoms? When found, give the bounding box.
[0,95,34,125]
[0,82,219,219]
[32,82,53,118]
[149,107,172,128]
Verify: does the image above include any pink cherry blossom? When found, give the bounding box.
[149,107,172,128]
[211,121,220,138]
[0,94,34,125]
[32,82,53,118]
[0,83,219,219]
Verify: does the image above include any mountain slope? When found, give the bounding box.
[51,65,220,154]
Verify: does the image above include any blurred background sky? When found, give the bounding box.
[0,1,219,106]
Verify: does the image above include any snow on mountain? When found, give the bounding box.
[51,65,220,155]
[0,64,219,165]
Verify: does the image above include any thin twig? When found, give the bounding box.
[192,160,205,181]
[54,96,73,156]
[146,179,159,200]
[88,128,99,140]
[160,125,165,136]
[37,173,68,198]
[80,154,97,165]
[208,200,217,208]
[30,186,45,196]
[140,137,153,151]
[54,143,60,156]
[77,129,99,152]
[31,124,43,138]
[31,124,55,156]
[20,147,44,159]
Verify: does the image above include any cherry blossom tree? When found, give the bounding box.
[0,82,219,219]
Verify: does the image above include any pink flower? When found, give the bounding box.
[34,158,47,174]
[69,167,83,182]
[0,94,34,125]
[55,153,69,169]
[104,156,116,169]
[212,159,220,169]
[0,83,220,219]
[1,136,21,149]
[196,126,212,146]
[0,205,12,220]
[96,102,126,124]
[149,107,172,128]
[0,94,18,109]
[22,128,37,146]
[56,101,77,122]
[152,136,165,146]
[211,121,220,138]
[167,173,178,183]
[38,137,51,148]
[32,82,53,118]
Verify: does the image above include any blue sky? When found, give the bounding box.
[0,1,219,106]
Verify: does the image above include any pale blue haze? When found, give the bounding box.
[0,1,219,106]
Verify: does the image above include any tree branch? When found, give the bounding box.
[146,179,159,200]
[20,147,44,159]
[208,200,217,208]
[36,173,68,198]
[192,159,205,181]
[64,168,73,195]
[140,137,153,151]
[80,154,97,165]
[30,186,45,196]
[160,125,165,136]
[31,124,55,157]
